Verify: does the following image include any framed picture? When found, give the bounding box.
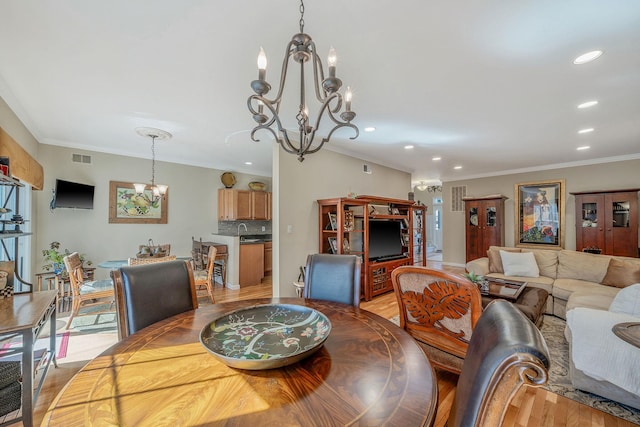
[390,207,400,215]
[109,180,168,224]
[342,238,351,254]
[328,237,338,254]
[515,179,564,249]
[327,213,337,230]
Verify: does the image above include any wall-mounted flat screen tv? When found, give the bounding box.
[368,219,404,261]
[52,179,95,209]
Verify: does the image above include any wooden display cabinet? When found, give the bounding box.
[463,195,507,262]
[317,196,426,301]
[572,189,639,257]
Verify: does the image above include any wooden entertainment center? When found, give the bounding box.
[317,195,426,301]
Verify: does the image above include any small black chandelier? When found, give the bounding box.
[134,127,170,204]
[247,0,358,162]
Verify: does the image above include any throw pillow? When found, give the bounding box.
[500,250,540,277]
[609,283,640,316]
[488,247,521,273]
[601,258,640,288]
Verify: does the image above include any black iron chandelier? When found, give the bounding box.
[247,0,358,162]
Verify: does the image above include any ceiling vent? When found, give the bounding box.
[72,153,92,164]
[451,185,467,212]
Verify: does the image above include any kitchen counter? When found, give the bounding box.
[211,234,272,288]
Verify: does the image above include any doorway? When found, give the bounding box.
[427,197,443,261]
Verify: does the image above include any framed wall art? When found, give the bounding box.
[109,180,168,224]
[514,179,564,249]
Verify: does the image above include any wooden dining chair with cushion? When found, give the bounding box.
[193,245,216,303]
[111,260,198,340]
[303,253,361,307]
[391,266,483,374]
[127,255,177,265]
[63,252,115,330]
[446,299,550,427]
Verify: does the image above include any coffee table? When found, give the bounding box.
[481,278,548,327]
[612,322,640,348]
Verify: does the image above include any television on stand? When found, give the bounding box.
[368,220,406,262]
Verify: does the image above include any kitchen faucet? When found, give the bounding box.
[237,223,248,236]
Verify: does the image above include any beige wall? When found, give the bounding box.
[36,144,270,280]
[273,147,412,297]
[442,158,640,266]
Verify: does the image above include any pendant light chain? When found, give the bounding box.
[299,0,305,33]
[151,135,157,187]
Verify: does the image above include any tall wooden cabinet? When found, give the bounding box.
[317,196,426,301]
[572,189,639,258]
[463,195,507,262]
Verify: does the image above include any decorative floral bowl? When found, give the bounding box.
[200,304,331,370]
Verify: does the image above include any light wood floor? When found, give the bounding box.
[18,263,638,427]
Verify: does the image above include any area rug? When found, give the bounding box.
[0,331,70,360]
[389,314,640,424]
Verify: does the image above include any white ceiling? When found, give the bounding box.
[1,1,639,185]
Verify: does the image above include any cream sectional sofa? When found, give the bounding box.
[466,246,640,319]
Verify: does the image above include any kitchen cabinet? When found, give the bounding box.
[463,195,507,262]
[572,189,639,257]
[239,243,264,286]
[264,241,272,274]
[218,189,272,221]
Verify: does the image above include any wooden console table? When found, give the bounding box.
[0,290,57,427]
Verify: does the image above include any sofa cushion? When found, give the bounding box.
[553,278,620,301]
[557,250,612,283]
[601,258,640,288]
[500,251,540,277]
[609,283,640,316]
[566,291,614,313]
[522,249,558,279]
[487,247,520,273]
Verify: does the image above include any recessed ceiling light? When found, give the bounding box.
[404,145,414,150]
[577,100,598,109]
[244,161,253,165]
[573,50,603,65]
[432,156,442,161]
[578,128,594,134]
[454,165,462,170]
[364,127,376,132]
[577,146,590,151]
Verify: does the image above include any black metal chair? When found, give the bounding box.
[447,299,550,427]
[303,254,361,307]
[111,260,198,340]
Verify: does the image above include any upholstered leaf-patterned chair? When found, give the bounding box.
[391,266,483,374]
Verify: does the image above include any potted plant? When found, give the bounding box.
[42,241,92,276]
[464,271,489,294]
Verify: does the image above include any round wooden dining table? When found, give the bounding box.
[42,298,437,426]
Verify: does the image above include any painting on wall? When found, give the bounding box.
[108,180,168,224]
[515,179,564,249]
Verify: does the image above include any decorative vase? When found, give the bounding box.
[248,181,266,191]
[221,172,236,188]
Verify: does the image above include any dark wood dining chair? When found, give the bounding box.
[111,260,198,340]
[446,299,550,427]
[303,253,361,307]
[391,266,483,374]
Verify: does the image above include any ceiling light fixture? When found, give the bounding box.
[454,165,462,170]
[415,181,441,192]
[244,161,253,165]
[248,0,358,162]
[432,156,441,161]
[364,127,376,132]
[573,50,603,65]
[578,128,594,134]
[577,100,598,109]
[404,145,414,150]
[577,146,590,151]
[134,127,171,205]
